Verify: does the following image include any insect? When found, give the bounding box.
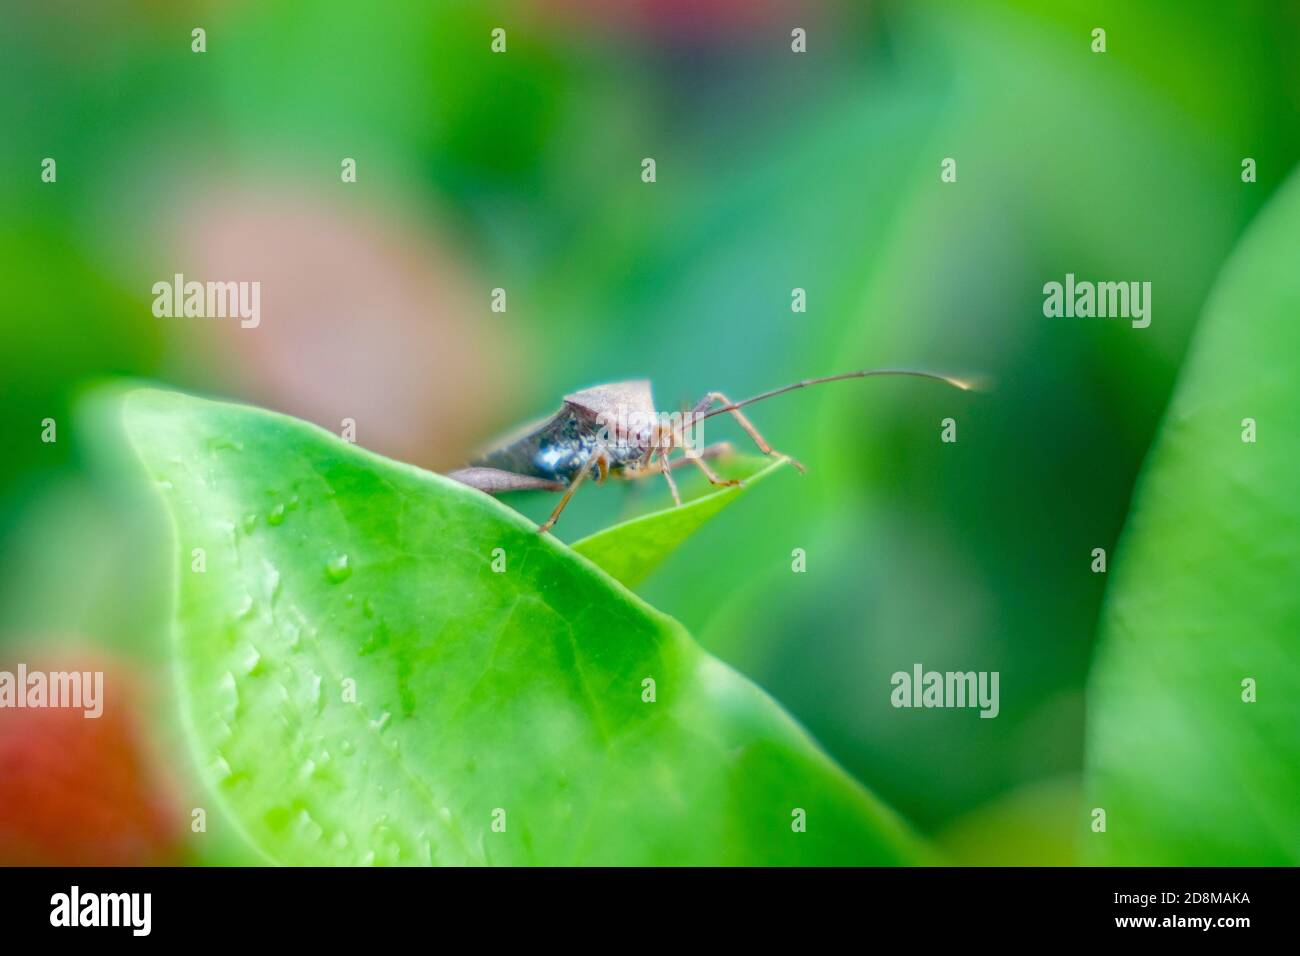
[447,368,974,533]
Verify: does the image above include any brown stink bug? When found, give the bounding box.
[447,369,973,533]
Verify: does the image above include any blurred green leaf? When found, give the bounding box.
[1085,167,1300,864]
[121,388,924,865]
[571,455,791,589]
[936,777,1081,867]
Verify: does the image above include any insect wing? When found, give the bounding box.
[445,467,565,494]
[563,380,656,444]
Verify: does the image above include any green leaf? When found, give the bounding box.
[571,455,791,589]
[120,388,923,865]
[1085,170,1300,864]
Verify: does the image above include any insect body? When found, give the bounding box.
[447,369,972,533]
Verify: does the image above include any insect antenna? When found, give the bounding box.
[693,368,979,423]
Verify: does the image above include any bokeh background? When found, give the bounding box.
[2,0,1298,864]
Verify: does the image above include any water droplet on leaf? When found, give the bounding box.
[325,554,352,583]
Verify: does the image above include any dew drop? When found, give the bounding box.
[268,503,286,526]
[217,671,239,721]
[238,643,262,676]
[211,716,232,744]
[307,672,323,711]
[325,554,352,583]
[295,809,324,844]
[262,559,282,602]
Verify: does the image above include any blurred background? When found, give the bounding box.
[2,0,1298,865]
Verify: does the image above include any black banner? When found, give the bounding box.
[0,866,1287,942]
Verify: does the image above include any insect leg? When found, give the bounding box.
[537,448,607,534]
[667,440,734,471]
[656,436,683,506]
[689,454,742,487]
[691,392,806,473]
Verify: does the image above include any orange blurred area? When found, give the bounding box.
[0,653,182,867]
